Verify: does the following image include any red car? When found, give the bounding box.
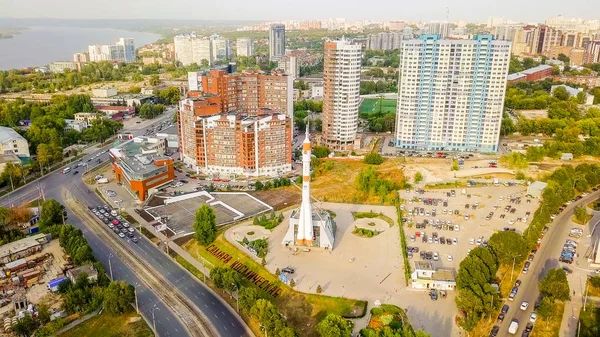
[112,219,120,225]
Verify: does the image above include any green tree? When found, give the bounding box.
[537,296,556,327]
[315,118,323,132]
[12,312,38,336]
[539,268,570,301]
[487,231,528,265]
[316,284,323,294]
[317,313,352,337]
[414,172,423,184]
[239,287,262,311]
[38,199,65,232]
[501,117,516,136]
[156,86,182,104]
[37,303,51,324]
[552,86,571,101]
[364,153,384,165]
[312,145,331,158]
[194,204,217,246]
[103,281,135,315]
[575,205,589,223]
[149,75,160,86]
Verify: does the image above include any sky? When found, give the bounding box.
[1,0,599,23]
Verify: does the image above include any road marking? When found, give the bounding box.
[231,322,235,327]
[221,311,225,316]
[202,292,206,297]
[204,304,208,308]
[194,295,199,299]
[224,326,228,331]
[174,328,179,332]
[166,316,170,321]
[212,301,215,306]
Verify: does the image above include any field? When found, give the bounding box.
[531,302,564,337]
[360,99,397,115]
[311,158,405,205]
[59,309,153,337]
[249,186,302,210]
[183,236,367,337]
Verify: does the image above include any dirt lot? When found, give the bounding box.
[249,186,302,210]
[517,109,548,119]
[311,158,405,205]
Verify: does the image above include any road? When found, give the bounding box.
[0,112,250,337]
[495,190,600,336]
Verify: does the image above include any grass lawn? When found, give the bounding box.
[586,277,600,297]
[531,302,564,337]
[311,158,405,205]
[59,309,153,337]
[352,211,395,227]
[183,236,367,337]
[571,214,592,225]
[587,199,600,211]
[497,263,523,298]
[359,99,397,115]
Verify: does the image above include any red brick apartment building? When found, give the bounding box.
[178,93,292,178]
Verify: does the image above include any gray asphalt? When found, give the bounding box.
[494,190,600,337]
[0,112,249,337]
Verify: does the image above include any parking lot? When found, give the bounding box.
[399,185,540,270]
[87,204,140,243]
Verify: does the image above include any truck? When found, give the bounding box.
[508,319,519,334]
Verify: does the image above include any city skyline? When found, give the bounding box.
[1,0,600,23]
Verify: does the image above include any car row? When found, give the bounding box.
[89,205,138,243]
[560,237,579,264]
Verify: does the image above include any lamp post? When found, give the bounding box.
[152,304,160,335]
[511,255,522,282]
[134,282,140,314]
[232,283,239,312]
[108,254,114,281]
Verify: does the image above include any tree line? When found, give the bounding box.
[456,163,599,331]
[11,199,136,336]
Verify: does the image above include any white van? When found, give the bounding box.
[62,167,71,174]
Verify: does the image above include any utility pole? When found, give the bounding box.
[108,254,114,281]
[152,304,159,335]
[134,287,139,314]
[511,256,516,282]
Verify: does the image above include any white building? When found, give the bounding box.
[367,32,405,50]
[88,38,135,63]
[311,83,324,98]
[428,22,451,38]
[0,127,30,159]
[269,24,286,61]
[411,261,456,290]
[64,119,88,132]
[236,38,254,57]
[321,39,362,151]
[278,55,299,78]
[48,61,77,73]
[394,34,511,153]
[211,34,233,61]
[174,34,213,66]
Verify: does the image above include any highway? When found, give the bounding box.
[495,190,600,337]
[0,111,250,337]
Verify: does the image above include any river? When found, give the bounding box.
[0,26,161,70]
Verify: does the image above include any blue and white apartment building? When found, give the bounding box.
[394,34,511,152]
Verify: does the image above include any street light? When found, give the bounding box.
[232,283,239,313]
[134,282,140,314]
[152,304,160,335]
[108,254,114,281]
[511,254,522,282]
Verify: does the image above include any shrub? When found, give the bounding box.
[364,153,384,165]
[370,307,383,315]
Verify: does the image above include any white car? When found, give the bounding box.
[433,252,439,261]
[530,312,537,323]
[469,238,475,245]
[454,225,460,231]
[521,217,528,223]
[452,237,458,245]
[520,301,529,310]
[447,255,453,261]
[499,196,504,201]
[508,219,516,225]
[118,232,125,238]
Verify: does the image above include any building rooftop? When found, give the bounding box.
[67,264,97,280]
[529,181,548,190]
[431,269,456,282]
[0,127,25,144]
[414,261,435,271]
[111,137,171,179]
[507,73,527,81]
[0,233,48,260]
[521,64,553,75]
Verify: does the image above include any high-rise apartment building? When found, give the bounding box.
[531,25,563,54]
[236,38,254,57]
[395,35,511,153]
[178,94,292,177]
[201,69,293,118]
[210,34,233,61]
[428,22,451,38]
[88,38,136,63]
[269,24,286,61]
[584,41,600,64]
[367,32,404,50]
[321,39,362,151]
[278,55,299,78]
[174,34,213,66]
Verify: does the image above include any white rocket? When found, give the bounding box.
[296,124,314,246]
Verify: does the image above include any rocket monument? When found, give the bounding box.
[296,125,314,245]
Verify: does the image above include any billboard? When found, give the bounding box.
[188,72,203,92]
